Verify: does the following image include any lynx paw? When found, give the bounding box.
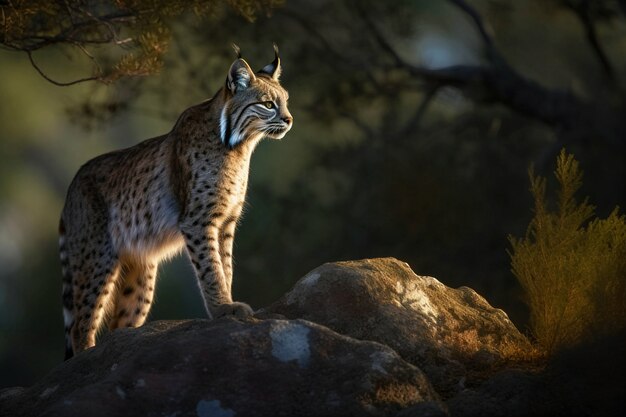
[213,302,254,319]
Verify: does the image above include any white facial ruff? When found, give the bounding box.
[219,106,228,145]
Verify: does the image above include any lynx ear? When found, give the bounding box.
[258,43,281,80]
[227,57,255,94]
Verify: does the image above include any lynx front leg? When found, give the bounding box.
[219,217,238,294]
[181,222,252,319]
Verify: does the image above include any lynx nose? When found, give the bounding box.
[281,115,293,126]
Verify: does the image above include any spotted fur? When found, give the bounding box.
[59,48,292,359]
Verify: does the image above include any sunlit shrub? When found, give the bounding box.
[509,150,626,354]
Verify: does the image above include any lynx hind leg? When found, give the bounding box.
[109,260,157,329]
[70,245,122,355]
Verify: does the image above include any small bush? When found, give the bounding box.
[509,150,626,354]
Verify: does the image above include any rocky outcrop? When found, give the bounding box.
[5,257,578,417]
[0,318,443,417]
[263,258,531,396]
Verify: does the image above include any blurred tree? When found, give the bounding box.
[288,0,626,151]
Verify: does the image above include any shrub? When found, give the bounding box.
[508,150,626,354]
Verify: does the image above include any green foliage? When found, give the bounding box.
[509,150,626,354]
[0,0,282,84]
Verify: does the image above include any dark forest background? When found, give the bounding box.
[1,0,624,387]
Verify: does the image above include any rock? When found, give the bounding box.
[3,257,618,416]
[396,401,450,417]
[0,318,441,417]
[263,258,531,397]
[446,369,546,417]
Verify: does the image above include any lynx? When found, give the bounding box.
[59,46,292,359]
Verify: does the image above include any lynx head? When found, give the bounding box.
[220,44,293,148]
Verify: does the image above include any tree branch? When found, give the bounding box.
[280,8,345,62]
[356,1,624,149]
[568,0,615,81]
[282,6,392,95]
[352,2,405,69]
[446,0,501,63]
[338,109,376,139]
[4,10,135,51]
[27,51,101,86]
[400,86,440,136]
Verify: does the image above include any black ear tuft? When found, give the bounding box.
[232,43,242,59]
[257,43,281,80]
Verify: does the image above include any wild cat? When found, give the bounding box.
[59,45,293,359]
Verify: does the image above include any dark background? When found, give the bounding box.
[1,0,624,387]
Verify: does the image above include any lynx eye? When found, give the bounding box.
[264,102,274,109]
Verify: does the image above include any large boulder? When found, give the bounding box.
[0,318,444,417]
[263,258,532,396]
